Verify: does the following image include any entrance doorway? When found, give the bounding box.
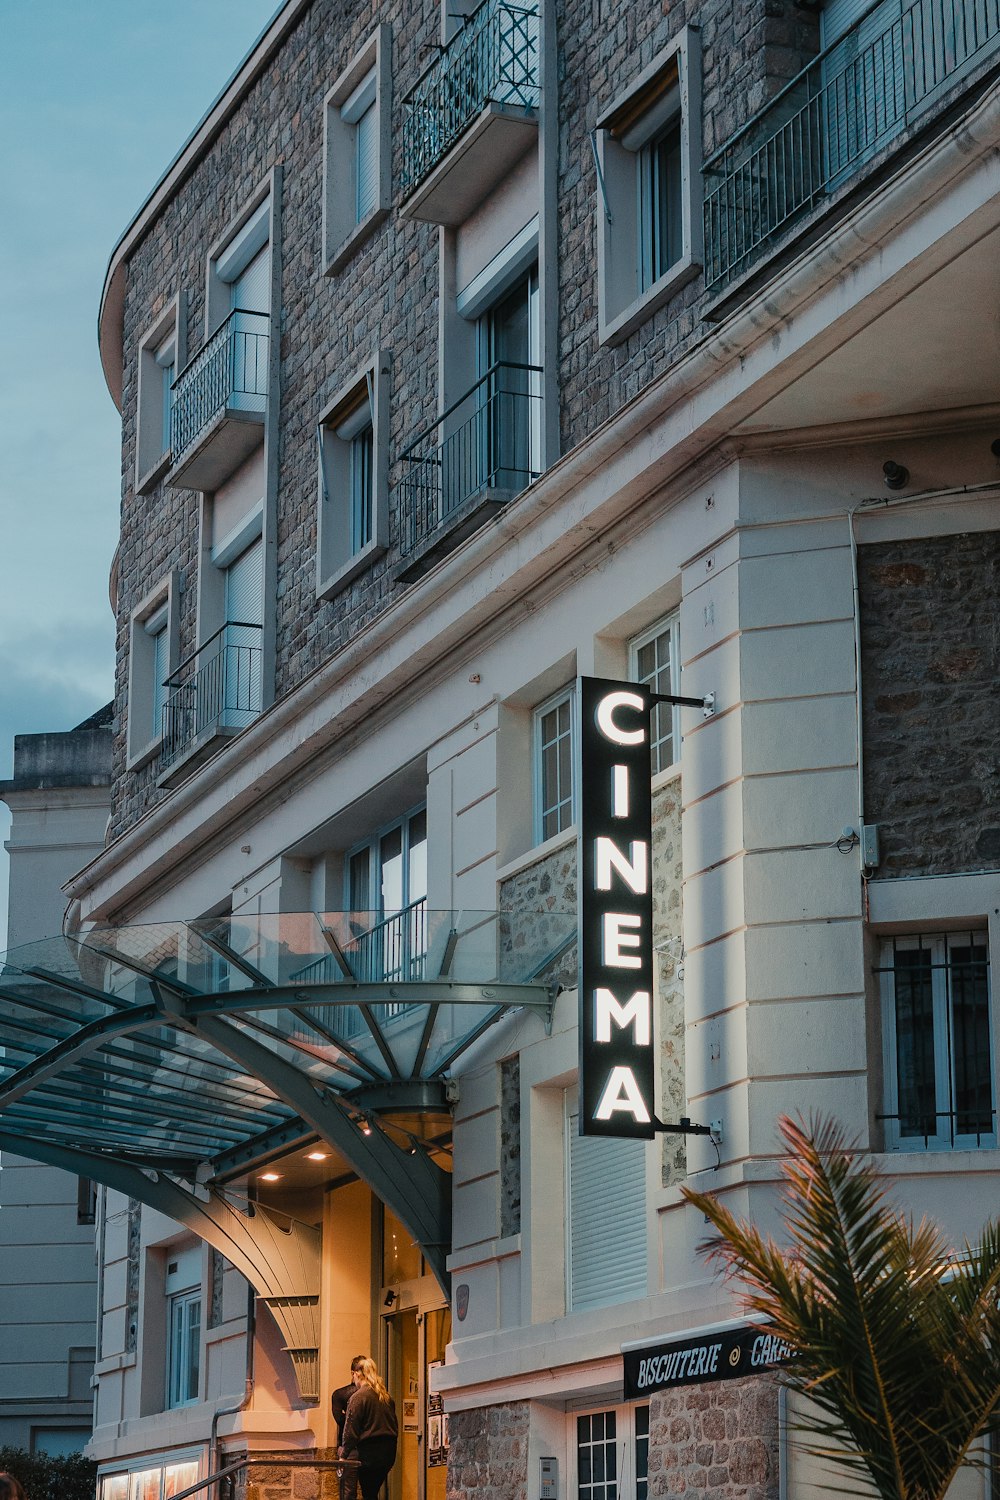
[382,1302,451,1500]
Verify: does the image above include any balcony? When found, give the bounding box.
[703,0,1000,295]
[394,360,542,581]
[400,0,540,224]
[160,621,263,778]
[167,309,269,490]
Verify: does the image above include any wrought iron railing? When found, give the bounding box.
[160,621,263,769]
[401,0,540,194]
[170,308,269,458]
[876,1107,997,1149]
[291,899,428,1039]
[398,360,542,557]
[703,0,1000,291]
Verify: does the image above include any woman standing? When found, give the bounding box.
[339,1355,398,1500]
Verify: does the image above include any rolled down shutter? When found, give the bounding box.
[232,244,271,313]
[356,102,378,221]
[568,1107,648,1311]
[821,0,904,184]
[225,537,263,626]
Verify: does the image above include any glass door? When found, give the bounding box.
[383,1301,453,1500]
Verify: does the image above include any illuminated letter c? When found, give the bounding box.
[596,690,646,746]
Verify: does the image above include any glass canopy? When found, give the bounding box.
[0,908,575,1178]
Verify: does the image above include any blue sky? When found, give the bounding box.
[0,0,281,946]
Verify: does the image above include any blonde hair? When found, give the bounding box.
[351,1354,391,1404]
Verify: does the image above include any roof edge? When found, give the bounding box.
[97,0,311,411]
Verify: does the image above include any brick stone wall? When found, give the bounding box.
[859,531,1000,876]
[556,0,820,450]
[109,0,821,839]
[446,1400,529,1500]
[647,1375,780,1500]
[234,1454,340,1500]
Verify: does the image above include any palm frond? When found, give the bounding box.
[682,1114,1000,1500]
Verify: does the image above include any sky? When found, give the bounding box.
[0,0,282,948]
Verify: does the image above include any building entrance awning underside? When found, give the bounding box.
[0,908,574,1296]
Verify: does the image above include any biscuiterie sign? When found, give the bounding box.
[623,1326,793,1398]
[577,677,656,1138]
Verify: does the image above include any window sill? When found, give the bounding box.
[136,451,173,496]
[317,537,386,600]
[497,825,577,886]
[126,735,164,773]
[599,253,701,347]
[324,205,389,276]
[651,760,681,794]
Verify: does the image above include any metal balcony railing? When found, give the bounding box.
[401,0,540,194]
[170,308,269,458]
[398,360,542,557]
[703,0,1000,292]
[160,621,263,769]
[290,898,428,1039]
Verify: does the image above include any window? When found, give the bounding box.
[324,26,391,273]
[136,298,185,491]
[639,123,682,292]
[475,266,542,496]
[220,534,264,731]
[878,932,995,1151]
[77,1176,97,1226]
[99,1458,200,1500]
[127,574,177,768]
[596,28,702,344]
[534,687,575,843]
[165,1245,202,1408]
[317,354,389,596]
[210,197,272,324]
[345,806,427,987]
[575,1405,650,1500]
[630,611,680,774]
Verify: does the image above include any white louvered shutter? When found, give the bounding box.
[356,101,378,222]
[225,537,263,626]
[232,244,271,313]
[821,0,904,184]
[568,1108,648,1311]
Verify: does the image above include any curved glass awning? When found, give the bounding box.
[0,907,575,1176]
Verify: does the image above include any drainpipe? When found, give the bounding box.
[848,482,997,863]
[209,1280,256,1497]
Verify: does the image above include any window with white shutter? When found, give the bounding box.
[324,29,390,274]
[127,574,177,767]
[317,354,389,596]
[567,1096,648,1311]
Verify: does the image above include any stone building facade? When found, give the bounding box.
[1,0,999,1498]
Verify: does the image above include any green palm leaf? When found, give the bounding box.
[681,1115,1000,1500]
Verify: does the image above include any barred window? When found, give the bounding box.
[877,932,995,1151]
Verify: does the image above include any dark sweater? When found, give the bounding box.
[341,1384,399,1453]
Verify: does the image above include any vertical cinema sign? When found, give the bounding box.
[578,676,655,1138]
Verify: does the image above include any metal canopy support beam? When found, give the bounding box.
[0,1128,318,1298]
[0,1127,324,1405]
[189,1013,453,1292]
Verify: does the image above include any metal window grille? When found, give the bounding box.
[703,0,1000,292]
[170,310,269,459]
[877,932,995,1150]
[397,360,542,557]
[401,0,540,195]
[160,622,263,769]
